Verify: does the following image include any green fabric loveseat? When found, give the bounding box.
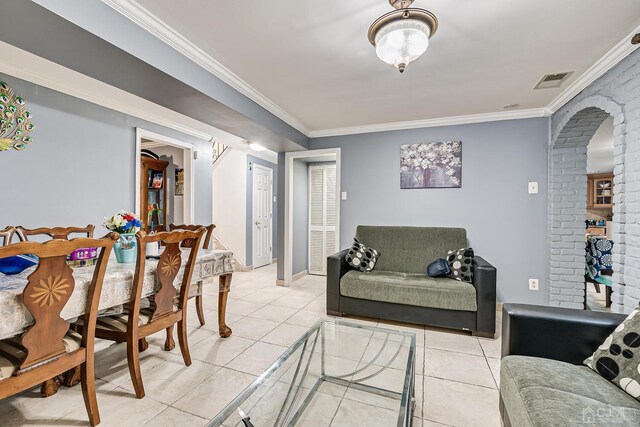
[326,226,497,338]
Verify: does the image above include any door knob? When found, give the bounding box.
[255,221,261,228]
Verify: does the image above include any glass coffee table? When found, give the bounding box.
[209,319,416,427]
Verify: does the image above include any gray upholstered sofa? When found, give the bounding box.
[326,226,497,338]
[501,304,640,426]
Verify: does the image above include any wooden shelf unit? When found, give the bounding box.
[140,157,169,232]
[587,172,614,208]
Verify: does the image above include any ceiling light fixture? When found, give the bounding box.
[248,142,266,152]
[368,0,438,73]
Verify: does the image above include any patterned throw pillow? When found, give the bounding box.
[447,248,474,283]
[345,238,380,273]
[585,308,640,400]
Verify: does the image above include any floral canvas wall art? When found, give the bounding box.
[400,141,462,189]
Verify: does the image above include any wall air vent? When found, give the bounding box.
[534,72,573,89]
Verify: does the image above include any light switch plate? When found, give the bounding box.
[341,192,347,200]
[529,278,539,291]
[528,182,538,194]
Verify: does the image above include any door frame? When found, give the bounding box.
[135,128,195,225]
[284,148,341,285]
[252,163,273,269]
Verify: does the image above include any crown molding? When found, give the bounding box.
[546,23,640,114]
[99,1,640,138]
[308,108,549,138]
[101,0,312,137]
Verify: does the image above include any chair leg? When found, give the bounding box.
[138,337,149,353]
[195,294,206,326]
[81,359,100,426]
[126,336,145,399]
[593,282,601,293]
[177,319,192,366]
[164,324,176,351]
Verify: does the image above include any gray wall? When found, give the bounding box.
[310,118,549,305]
[292,160,309,275]
[0,73,213,232]
[245,155,278,266]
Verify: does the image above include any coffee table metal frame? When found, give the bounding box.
[209,318,416,427]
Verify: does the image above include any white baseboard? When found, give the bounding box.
[276,270,308,287]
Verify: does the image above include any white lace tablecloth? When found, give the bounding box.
[0,249,233,340]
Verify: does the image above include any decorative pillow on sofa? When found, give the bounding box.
[584,308,640,400]
[345,238,380,273]
[447,248,474,283]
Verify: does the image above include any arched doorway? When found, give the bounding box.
[548,96,626,312]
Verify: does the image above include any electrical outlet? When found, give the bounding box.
[529,278,539,291]
[528,182,538,194]
[341,192,348,200]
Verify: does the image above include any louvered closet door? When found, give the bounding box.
[308,165,337,275]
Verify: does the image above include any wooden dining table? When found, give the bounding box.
[0,248,235,343]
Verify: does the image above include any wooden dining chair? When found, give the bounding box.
[169,223,215,326]
[0,233,118,426]
[0,226,15,246]
[16,224,95,241]
[85,228,205,399]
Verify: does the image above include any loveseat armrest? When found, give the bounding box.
[502,303,627,365]
[326,249,351,315]
[473,256,497,337]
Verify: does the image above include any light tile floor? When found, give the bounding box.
[0,264,503,426]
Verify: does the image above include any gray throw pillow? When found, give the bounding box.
[447,248,474,283]
[345,238,380,273]
[585,308,640,400]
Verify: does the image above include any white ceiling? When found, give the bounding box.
[587,117,614,174]
[129,0,640,134]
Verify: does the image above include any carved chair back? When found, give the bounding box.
[0,233,117,372]
[0,226,15,246]
[169,224,215,250]
[16,225,95,242]
[130,229,205,323]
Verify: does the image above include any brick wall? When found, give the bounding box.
[550,48,639,312]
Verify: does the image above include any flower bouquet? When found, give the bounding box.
[104,210,142,263]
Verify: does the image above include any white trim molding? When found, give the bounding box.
[135,128,195,226]
[308,108,548,138]
[547,24,640,114]
[284,148,341,286]
[103,1,640,139]
[102,0,312,137]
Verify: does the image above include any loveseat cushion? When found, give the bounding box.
[339,270,477,312]
[500,356,640,427]
[355,226,467,274]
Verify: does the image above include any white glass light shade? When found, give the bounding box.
[374,19,430,69]
[248,142,266,152]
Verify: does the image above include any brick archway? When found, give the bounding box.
[549,95,626,312]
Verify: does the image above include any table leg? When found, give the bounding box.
[606,286,612,308]
[218,273,233,338]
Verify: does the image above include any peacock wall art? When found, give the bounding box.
[0,80,35,151]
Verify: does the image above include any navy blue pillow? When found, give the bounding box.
[0,254,38,275]
[427,258,451,277]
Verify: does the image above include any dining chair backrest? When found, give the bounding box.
[169,223,215,250]
[0,233,117,371]
[16,224,95,242]
[131,229,205,321]
[0,226,14,246]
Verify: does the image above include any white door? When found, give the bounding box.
[253,164,273,268]
[308,164,338,275]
